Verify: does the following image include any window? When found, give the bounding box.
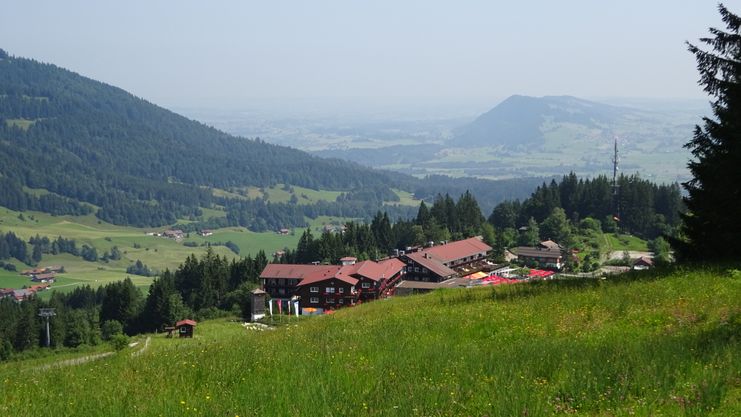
[361,282,371,289]
[278,288,285,295]
[338,298,344,304]
[326,298,335,304]
[310,297,319,304]
[414,267,419,272]
[339,287,344,294]
[325,287,335,294]
[310,287,319,293]
[422,268,427,273]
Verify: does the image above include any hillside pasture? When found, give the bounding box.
[0,208,310,292]
[0,268,738,416]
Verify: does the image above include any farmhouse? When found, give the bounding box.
[199,229,213,237]
[163,229,184,239]
[400,237,492,282]
[633,256,654,270]
[31,272,56,283]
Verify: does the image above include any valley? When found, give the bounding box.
[186,96,702,184]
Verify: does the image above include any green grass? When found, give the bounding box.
[387,188,422,207]
[1,267,739,416]
[213,184,344,205]
[0,208,313,292]
[604,232,649,252]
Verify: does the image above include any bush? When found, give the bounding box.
[110,334,129,351]
[0,339,12,361]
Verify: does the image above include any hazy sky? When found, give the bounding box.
[0,1,724,110]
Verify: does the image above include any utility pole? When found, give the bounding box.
[38,308,56,347]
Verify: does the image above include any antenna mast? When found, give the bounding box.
[612,136,620,223]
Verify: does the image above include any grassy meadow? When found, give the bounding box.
[0,207,319,293]
[1,267,739,416]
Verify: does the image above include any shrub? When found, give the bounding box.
[110,334,129,351]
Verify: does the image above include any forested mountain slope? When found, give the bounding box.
[0,49,408,227]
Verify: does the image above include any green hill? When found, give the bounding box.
[2,268,739,416]
[0,49,411,228]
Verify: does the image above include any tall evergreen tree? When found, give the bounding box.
[676,4,741,261]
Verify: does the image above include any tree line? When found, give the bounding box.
[0,248,269,360]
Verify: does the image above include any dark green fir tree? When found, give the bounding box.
[676,4,741,261]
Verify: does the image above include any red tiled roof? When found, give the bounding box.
[260,264,340,280]
[299,266,357,286]
[176,319,197,327]
[406,251,457,278]
[420,237,491,263]
[378,258,405,279]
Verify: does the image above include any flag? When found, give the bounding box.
[278,299,282,315]
[268,299,273,316]
[294,300,300,317]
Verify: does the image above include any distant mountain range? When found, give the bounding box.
[454,95,637,147]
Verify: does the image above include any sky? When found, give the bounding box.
[0,1,725,111]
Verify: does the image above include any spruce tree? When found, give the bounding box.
[677,4,741,261]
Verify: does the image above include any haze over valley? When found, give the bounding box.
[179,95,706,184]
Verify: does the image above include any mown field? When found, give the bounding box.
[1,267,739,416]
[0,208,354,293]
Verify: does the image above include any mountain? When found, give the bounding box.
[454,95,635,147]
[0,49,413,227]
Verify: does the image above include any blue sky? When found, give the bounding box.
[0,1,723,109]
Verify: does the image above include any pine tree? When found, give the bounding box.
[677,4,741,261]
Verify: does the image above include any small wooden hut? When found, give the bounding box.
[175,319,197,338]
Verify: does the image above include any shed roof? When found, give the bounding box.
[511,246,562,259]
[176,319,197,327]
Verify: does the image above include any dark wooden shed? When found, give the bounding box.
[175,319,197,338]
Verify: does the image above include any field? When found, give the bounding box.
[212,184,345,205]
[0,207,315,293]
[1,267,739,416]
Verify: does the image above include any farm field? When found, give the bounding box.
[0,208,352,292]
[0,267,738,416]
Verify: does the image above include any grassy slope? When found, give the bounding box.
[0,208,304,292]
[1,268,739,416]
